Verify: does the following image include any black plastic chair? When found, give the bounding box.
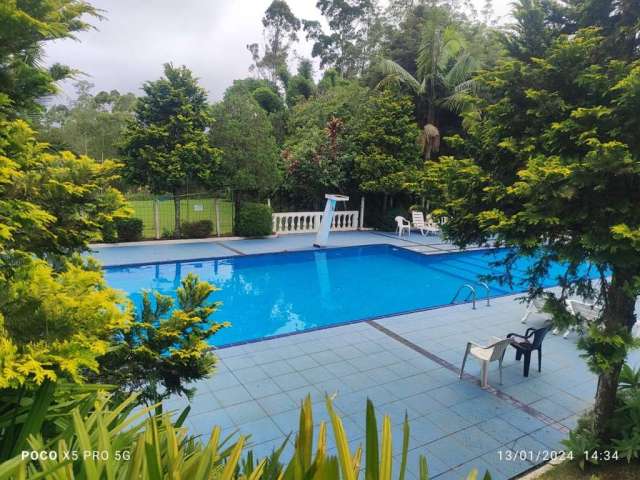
[507,325,551,377]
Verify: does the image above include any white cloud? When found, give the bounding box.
[44,0,514,103]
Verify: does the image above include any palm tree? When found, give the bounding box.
[378,21,478,159]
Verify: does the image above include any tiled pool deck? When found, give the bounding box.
[91,232,640,479]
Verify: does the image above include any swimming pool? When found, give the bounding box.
[103,245,592,347]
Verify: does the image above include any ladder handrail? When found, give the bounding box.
[451,284,477,309]
[478,281,491,306]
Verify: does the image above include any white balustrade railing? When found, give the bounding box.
[273,210,359,234]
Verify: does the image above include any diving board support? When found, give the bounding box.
[314,194,349,247]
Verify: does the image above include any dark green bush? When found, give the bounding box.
[236,202,273,237]
[252,86,284,113]
[369,207,409,232]
[115,217,143,242]
[181,220,213,238]
[101,222,118,243]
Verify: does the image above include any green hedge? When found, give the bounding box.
[368,207,409,232]
[115,217,143,242]
[236,202,273,237]
[181,220,213,238]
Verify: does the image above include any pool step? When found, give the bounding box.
[404,245,442,254]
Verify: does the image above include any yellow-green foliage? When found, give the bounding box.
[0,392,488,480]
[95,273,228,404]
[0,117,132,389]
[0,119,130,256]
[0,256,131,388]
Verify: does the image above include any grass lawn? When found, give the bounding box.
[128,197,234,238]
[536,460,640,479]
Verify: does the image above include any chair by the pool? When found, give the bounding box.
[395,216,411,237]
[520,296,547,324]
[560,300,601,339]
[507,325,551,377]
[459,337,511,389]
[425,214,441,235]
[411,211,440,236]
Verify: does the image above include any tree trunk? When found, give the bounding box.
[593,268,637,441]
[427,103,435,126]
[173,192,181,238]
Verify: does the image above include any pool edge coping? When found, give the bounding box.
[101,242,497,269]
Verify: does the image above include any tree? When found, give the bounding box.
[281,82,366,208]
[209,93,281,211]
[502,0,564,61]
[429,28,640,442]
[0,114,131,388]
[0,118,128,259]
[378,8,479,159]
[0,0,224,419]
[39,81,136,161]
[317,68,350,92]
[351,90,421,206]
[121,64,220,237]
[247,0,301,88]
[224,77,279,99]
[0,0,99,116]
[303,0,383,77]
[252,86,285,113]
[93,274,228,404]
[286,59,316,107]
[561,0,640,61]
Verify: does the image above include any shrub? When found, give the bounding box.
[181,220,213,238]
[0,256,130,390]
[2,391,488,479]
[563,363,640,467]
[369,207,409,232]
[100,222,118,243]
[115,217,143,242]
[236,202,273,237]
[92,273,228,404]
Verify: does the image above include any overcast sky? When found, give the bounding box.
[44,0,514,103]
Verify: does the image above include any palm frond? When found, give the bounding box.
[376,59,422,94]
[440,25,465,61]
[454,78,478,96]
[444,51,478,90]
[438,92,469,113]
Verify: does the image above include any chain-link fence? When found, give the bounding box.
[126,192,234,239]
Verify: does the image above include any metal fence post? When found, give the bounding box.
[214,198,221,237]
[359,196,365,229]
[154,198,161,239]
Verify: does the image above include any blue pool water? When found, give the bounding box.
[103,245,593,347]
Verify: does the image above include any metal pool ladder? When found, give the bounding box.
[478,282,491,306]
[451,282,491,309]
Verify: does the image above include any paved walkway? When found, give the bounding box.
[95,232,640,479]
[161,295,639,480]
[90,231,456,267]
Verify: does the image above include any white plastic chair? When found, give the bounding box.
[521,296,547,324]
[395,216,410,237]
[459,337,512,388]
